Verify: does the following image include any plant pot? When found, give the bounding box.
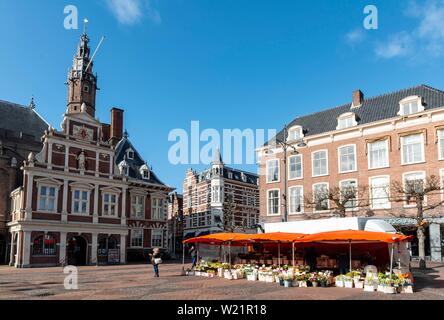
[402,285,414,294]
[377,285,385,292]
[217,268,223,277]
[265,275,274,283]
[258,274,267,282]
[247,273,257,281]
[298,281,308,287]
[335,280,345,288]
[284,280,293,288]
[274,275,280,283]
[311,281,319,288]
[195,271,201,277]
[354,281,364,289]
[279,279,284,286]
[344,281,354,288]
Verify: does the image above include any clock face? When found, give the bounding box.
[73,125,93,141]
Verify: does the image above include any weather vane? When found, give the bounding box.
[83,18,89,35]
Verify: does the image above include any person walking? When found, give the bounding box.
[149,248,162,277]
[190,246,198,270]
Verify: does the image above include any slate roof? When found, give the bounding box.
[0,99,49,141]
[114,135,169,187]
[195,166,259,186]
[269,84,444,144]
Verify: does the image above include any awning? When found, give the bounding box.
[299,230,413,244]
[183,232,196,239]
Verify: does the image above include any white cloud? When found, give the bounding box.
[345,29,365,46]
[376,0,444,59]
[107,0,161,25]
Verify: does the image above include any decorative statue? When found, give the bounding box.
[77,151,86,170]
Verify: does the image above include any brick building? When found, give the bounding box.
[258,85,444,262]
[167,192,184,256]
[0,99,49,264]
[7,29,172,268]
[183,150,260,238]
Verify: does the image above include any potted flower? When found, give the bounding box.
[296,273,308,287]
[309,273,319,287]
[343,275,354,288]
[364,273,377,292]
[283,274,294,288]
[335,275,345,288]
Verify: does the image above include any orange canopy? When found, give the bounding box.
[248,232,306,242]
[183,232,306,245]
[299,230,413,244]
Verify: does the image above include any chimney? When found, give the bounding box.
[352,89,364,108]
[110,107,124,145]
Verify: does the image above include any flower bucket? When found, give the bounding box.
[377,285,385,292]
[224,270,233,280]
[335,280,345,288]
[265,274,274,283]
[195,271,201,277]
[311,281,319,288]
[258,273,267,282]
[201,272,209,277]
[344,281,354,288]
[383,286,397,294]
[402,285,414,294]
[208,272,215,278]
[279,278,284,286]
[217,268,223,278]
[298,281,308,288]
[284,280,293,288]
[364,284,376,292]
[354,281,364,289]
[274,275,281,283]
[247,273,257,281]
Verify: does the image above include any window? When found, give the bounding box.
[127,150,134,159]
[142,169,150,179]
[289,155,303,180]
[401,134,424,164]
[438,130,444,160]
[131,229,143,248]
[337,113,357,130]
[370,176,390,209]
[152,198,164,220]
[312,150,328,177]
[340,180,357,209]
[151,230,163,248]
[288,126,303,141]
[211,186,223,203]
[404,172,425,207]
[38,186,57,212]
[368,139,389,169]
[103,193,118,217]
[131,195,145,219]
[289,186,303,214]
[267,190,280,215]
[72,189,89,214]
[399,96,424,116]
[32,234,56,256]
[266,159,280,182]
[313,183,329,211]
[338,145,357,173]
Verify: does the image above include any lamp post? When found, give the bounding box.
[265,124,307,223]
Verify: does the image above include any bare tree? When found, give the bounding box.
[390,174,444,269]
[223,192,237,232]
[304,184,371,219]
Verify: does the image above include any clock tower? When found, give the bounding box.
[66,27,98,117]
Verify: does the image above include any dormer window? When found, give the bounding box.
[127,149,134,160]
[337,112,358,130]
[287,126,304,141]
[398,96,424,116]
[140,164,150,180]
[118,160,129,176]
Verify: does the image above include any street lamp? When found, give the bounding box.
[264,124,307,223]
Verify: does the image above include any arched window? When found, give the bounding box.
[32,234,56,256]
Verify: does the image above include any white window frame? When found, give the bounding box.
[151,229,163,248]
[440,168,444,201]
[287,125,304,141]
[339,179,358,211]
[152,197,165,220]
[312,150,329,177]
[130,228,144,248]
[398,96,424,116]
[71,189,90,215]
[336,112,358,130]
[338,144,357,174]
[369,175,391,210]
[267,189,281,216]
[102,192,119,217]
[402,171,426,208]
[438,130,444,161]
[127,148,135,160]
[288,186,304,215]
[312,182,330,212]
[288,154,303,180]
[266,159,280,183]
[36,179,62,213]
[130,194,146,219]
[367,139,390,170]
[400,133,425,165]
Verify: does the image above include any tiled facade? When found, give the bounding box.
[258,87,444,262]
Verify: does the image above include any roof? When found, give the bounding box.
[0,99,49,141]
[114,134,169,187]
[269,84,444,144]
[194,166,259,185]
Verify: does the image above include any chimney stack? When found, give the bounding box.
[110,107,124,145]
[352,89,364,108]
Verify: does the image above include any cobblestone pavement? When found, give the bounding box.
[0,261,443,300]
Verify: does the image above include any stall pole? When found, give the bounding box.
[219,245,222,262]
[197,243,200,266]
[389,243,395,280]
[278,242,281,267]
[349,240,352,272]
[292,242,295,267]
[182,243,185,266]
[228,242,232,267]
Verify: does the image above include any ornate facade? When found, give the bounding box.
[7,29,172,268]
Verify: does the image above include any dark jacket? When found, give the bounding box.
[150,252,161,265]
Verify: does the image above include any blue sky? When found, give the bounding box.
[2,0,444,191]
